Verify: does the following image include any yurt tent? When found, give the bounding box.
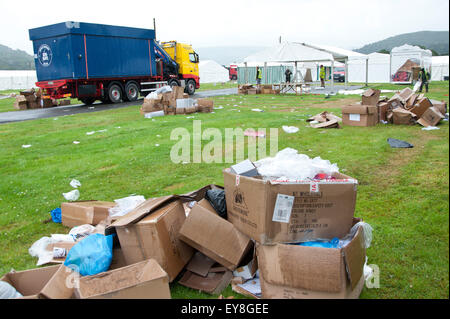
[199,60,229,83]
[431,56,449,81]
[390,44,432,83]
[0,70,37,90]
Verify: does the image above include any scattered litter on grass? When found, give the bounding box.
[97,129,107,133]
[214,106,224,109]
[69,179,81,188]
[86,131,95,135]
[155,144,160,147]
[251,108,264,112]
[282,126,299,133]
[22,144,31,148]
[156,134,161,137]
[73,141,80,144]
[50,208,61,223]
[115,126,121,128]
[422,126,439,130]
[63,189,80,201]
[186,116,195,119]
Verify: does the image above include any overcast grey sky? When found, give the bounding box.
[0,0,448,54]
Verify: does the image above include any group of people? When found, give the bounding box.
[255,65,430,92]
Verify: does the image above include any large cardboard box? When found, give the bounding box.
[361,88,380,106]
[417,107,445,127]
[172,86,185,100]
[223,169,358,244]
[392,108,417,125]
[257,221,366,299]
[378,102,389,122]
[342,104,378,126]
[74,259,171,299]
[410,97,432,118]
[429,99,447,116]
[0,265,60,299]
[108,196,194,282]
[61,200,115,228]
[179,203,253,270]
[142,97,163,113]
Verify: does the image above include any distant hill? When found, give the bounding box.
[195,46,268,67]
[355,31,449,55]
[0,44,35,70]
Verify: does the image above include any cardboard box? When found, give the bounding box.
[61,201,116,228]
[25,94,36,103]
[417,107,445,127]
[361,88,380,106]
[179,269,233,295]
[74,259,171,299]
[175,107,186,115]
[14,96,28,110]
[172,86,185,100]
[27,101,40,109]
[0,265,60,299]
[223,169,358,244]
[230,159,259,177]
[257,221,365,299]
[197,99,213,113]
[392,108,417,125]
[429,99,447,116]
[142,98,163,113]
[20,88,35,96]
[45,242,77,264]
[247,88,257,95]
[179,203,253,270]
[342,104,378,126]
[185,106,196,114]
[183,93,189,98]
[108,196,194,282]
[378,102,389,122]
[410,97,432,118]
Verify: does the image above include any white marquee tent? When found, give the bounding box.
[431,56,449,81]
[0,70,37,90]
[347,52,391,83]
[390,44,432,83]
[198,60,229,83]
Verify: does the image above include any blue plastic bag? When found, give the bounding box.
[64,233,114,276]
[298,237,340,248]
[50,208,61,223]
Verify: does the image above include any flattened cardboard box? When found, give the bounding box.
[108,196,194,282]
[0,265,60,299]
[429,99,447,116]
[257,222,365,299]
[75,259,171,299]
[410,97,432,118]
[61,200,115,228]
[179,203,253,270]
[223,169,358,244]
[341,104,378,127]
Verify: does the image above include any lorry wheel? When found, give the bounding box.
[80,97,96,105]
[124,82,139,101]
[186,79,196,95]
[168,79,179,87]
[108,83,123,103]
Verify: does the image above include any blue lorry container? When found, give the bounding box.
[29,21,157,82]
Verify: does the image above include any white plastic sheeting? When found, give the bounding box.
[199,60,229,83]
[431,56,449,81]
[0,70,37,90]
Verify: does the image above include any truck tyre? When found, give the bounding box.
[168,79,179,87]
[186,79,196,95]
[80,97,96,105]
[124,81,139,102]
[108,83,123,103]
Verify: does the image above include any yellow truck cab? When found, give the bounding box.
[161,41,200,94]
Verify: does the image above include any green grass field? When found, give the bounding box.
[0,82,448,299]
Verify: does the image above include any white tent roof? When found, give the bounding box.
[391,44,432,56]
[243,42,334,64]
[302,43,368,61]
[198,60,229,83]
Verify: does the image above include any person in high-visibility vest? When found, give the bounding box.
[256,66,262,85]
[319,65,325,87]
[418,67,430,93]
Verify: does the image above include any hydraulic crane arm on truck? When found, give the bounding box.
[28,21,200,105]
